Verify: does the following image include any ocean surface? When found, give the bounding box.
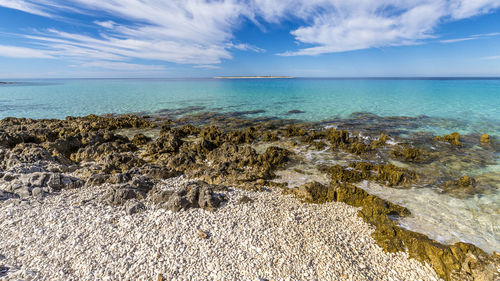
[1,78,500,253]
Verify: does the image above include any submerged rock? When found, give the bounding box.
[442,175,477,195]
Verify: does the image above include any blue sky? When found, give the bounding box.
[0,0,499,78]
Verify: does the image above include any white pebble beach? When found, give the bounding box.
[0,177,440,281]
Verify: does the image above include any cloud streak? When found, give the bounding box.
[0,0,499,69]
[440,32,500,43]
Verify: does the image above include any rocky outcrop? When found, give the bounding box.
[148,181,226,212]
[101,176,153,205]
[0,171,83,198]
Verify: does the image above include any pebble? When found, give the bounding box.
[0,177,441,281]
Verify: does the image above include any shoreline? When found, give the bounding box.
[0,113,499,280]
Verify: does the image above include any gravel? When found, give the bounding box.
[0,177,440,281]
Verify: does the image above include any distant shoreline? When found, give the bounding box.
[214,76,295,79]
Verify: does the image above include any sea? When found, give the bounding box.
[1,78,499,254]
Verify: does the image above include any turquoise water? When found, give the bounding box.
[1,78,500,136]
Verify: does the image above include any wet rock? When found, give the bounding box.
[326,165,364,183]
[442,175,477,194]
[288,181,336,203]
[71,140,136,163]
[283,125,307,137]
[131,133,150,146]
[44,135,82,158]
[226,127,260,145]
[373,163,418,187]
[262,131,279,141]
[434,132,462,146]
[176,124,200,137]
[146,130,182,156]
[326,162,417,187]
[199,126,225,147]
[391,146,432,163]
[480,133,490,144]
[371,133,388,148]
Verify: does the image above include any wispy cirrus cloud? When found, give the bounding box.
[0,44,54,58]
[0,0,499,68]
[79,61,164,71]
[440,31,500,43]
[481,55,500,60]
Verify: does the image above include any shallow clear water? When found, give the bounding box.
[1,78,500,136]
[1,78,500,253]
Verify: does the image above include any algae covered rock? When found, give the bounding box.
[283,125,307,137]
[326,165,365,183]
[131,133,150,146]
[480,133,490,144]
[290,181,336,203]
[391,146,432,163]
[434,132,462,146]
[373,163,418,187]
[326,162,417,187]
[442,175,477,194]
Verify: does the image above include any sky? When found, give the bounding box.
[0,0,499,78]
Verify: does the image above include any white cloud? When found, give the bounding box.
[0,0,52,17]
[0,44,53,58]
[482,55,500,60]
[79,61,164,71]
[229,43,265,53]
[94,20,115,29]
[273,0,499,56]
[0,0,499,64]
[440,32,500,43]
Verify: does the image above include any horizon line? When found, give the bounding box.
[2,76,500,81]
